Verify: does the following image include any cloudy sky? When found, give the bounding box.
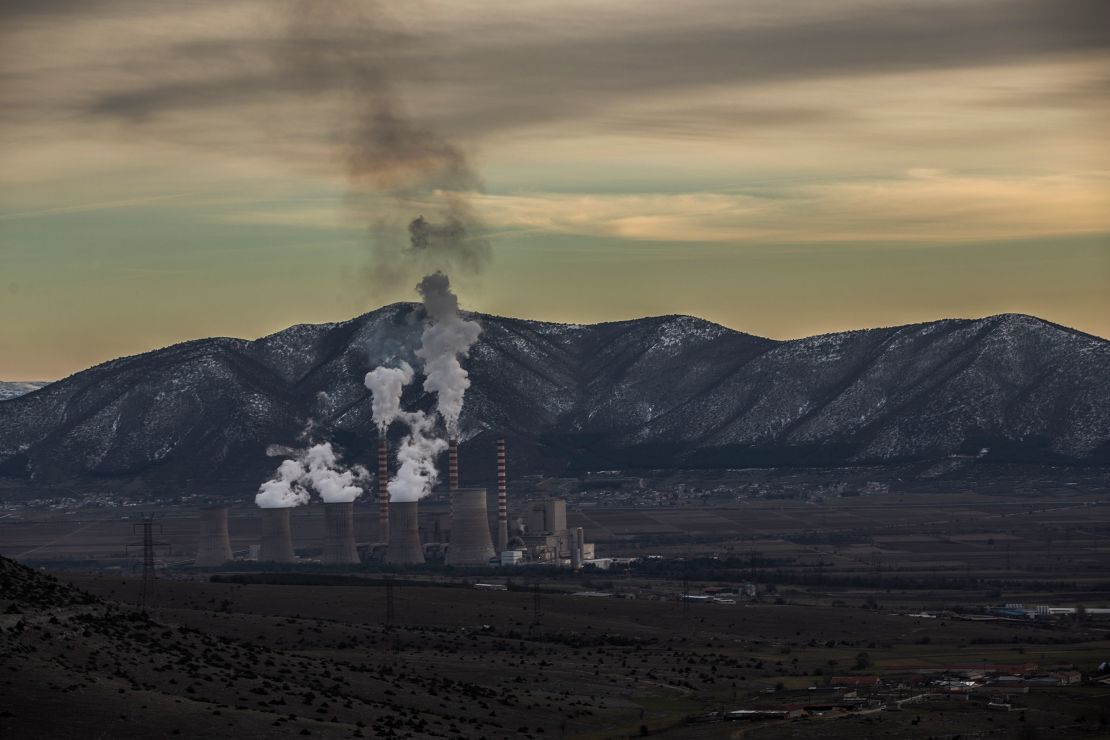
[1,0,1108,379]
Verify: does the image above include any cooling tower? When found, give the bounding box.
[385,500,424,564]
[323,501,360,564]
[377,439,389,543]
[448,438,460,491]
[496,437,508,552]
[259,507,296,563]
[446,487,495,566]
[195,506,232,567]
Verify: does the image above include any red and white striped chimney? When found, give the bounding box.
[496,437,508,552]
[448,438,460,491]
[377,438,389,543]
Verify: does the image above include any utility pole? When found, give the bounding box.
[384,575,396,626]
[533,581,542,626]
[682,567,690,621]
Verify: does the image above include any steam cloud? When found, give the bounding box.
[415,272,481,439]
[303,443,365,504]
[364,361,415,434]
[387,410,448,503]
[255,442,366,507]
[256,459,311,509]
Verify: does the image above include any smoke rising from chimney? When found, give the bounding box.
[388,409,447,502]
[415,271,481,439]
[364,360,415,434]
[287,1,489,289]
[289,3,487,497]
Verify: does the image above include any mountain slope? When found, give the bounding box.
[0,381,49,402]
[0,306,1107,493]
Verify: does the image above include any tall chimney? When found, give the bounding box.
[571,526,585,570]
[496,437,508,552]
[322,501,360,564]
[445,487,495,566]
[195,506,232,567]
[385,500,424,564]
[259,507,295,563]
[377,438,389,544]
[448,438,459,491]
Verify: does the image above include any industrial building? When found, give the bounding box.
[514,498,592,568]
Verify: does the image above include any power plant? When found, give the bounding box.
[386,500,424,564]
[237,435,591,568]
[259,507,296,562]
[446,487,496,566]
[195,506,232,567]
[322,501,359,564]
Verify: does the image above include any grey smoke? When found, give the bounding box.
[387,408,447,502]
[415,272,481,439]
[287,1,490,288]
[364,360,415,434]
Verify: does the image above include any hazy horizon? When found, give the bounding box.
[2,0,1107,379]
[3,301,1107,384]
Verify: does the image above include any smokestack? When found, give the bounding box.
[195,506,232,567]
[378,438,390,543]
[571,526,585,570]
[496,437,508,552]
[323,501,360,564]
[259,507,296,563]
[385,500,424,564]
[448,438,459,491]
[445,487,495,566]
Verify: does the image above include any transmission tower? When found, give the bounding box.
[126,514,169,611]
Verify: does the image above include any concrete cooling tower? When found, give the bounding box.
[385,500,424,565]
[323,501,360,564]
[259,507,296,562]
[446,487,495,566]
[195,506,232,567]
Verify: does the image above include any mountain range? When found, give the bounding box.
[1,305,1107,496]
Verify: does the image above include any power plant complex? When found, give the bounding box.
[195,437,593,569]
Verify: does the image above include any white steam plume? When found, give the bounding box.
[414,272,481,439]
[256,459,311,509]
[302,442,364,504]
[388,410,448,502]
[256,442,367,506]
[364,361,415,434]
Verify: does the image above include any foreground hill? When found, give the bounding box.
[0,306,1107,494]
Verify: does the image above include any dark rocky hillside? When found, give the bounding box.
[0,305,1107,497]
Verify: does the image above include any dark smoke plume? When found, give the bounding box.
[287,1,490,289]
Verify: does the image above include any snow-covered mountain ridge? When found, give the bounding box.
[0,305,1106,492]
